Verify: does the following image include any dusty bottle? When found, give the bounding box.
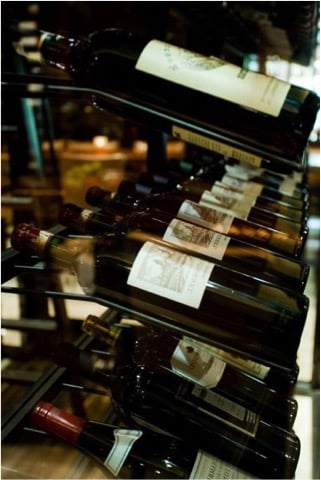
[32,29,319,172]
[81,315,298,430]
[85,185,306,258]
[30,401,255,479]
[52,343,301,479]
[11,223,308,370]
[59,202,310,293]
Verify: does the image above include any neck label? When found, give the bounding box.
[104,428,142,476]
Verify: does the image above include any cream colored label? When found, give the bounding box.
[200,187,253,219]
[136,39,290,116]
[219,175,264,197]
[104,429,142,476]
[163,218,230,260]
[127,241,214,308]
[189,450,255,479]
[171,340,226,388]
[225,163,265,180]
[190,385,259,436]
[80,209,95,222]
[36,231,54,253]
[279,177,297,195]
[183,337,270,379]
[177,199,234,234]
[172,126,262,167]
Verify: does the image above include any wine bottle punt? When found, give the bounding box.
[60,201,310,293]
[52,344,301,479]
[30,401,255,479]
[85,185,306,258]
[80,316,298,430]
[33,29,320,171]
[11,223,308,370]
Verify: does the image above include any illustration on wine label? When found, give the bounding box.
[163,219,230,260]
[127,241,214,308]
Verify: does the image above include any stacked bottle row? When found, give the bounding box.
[11,155,311,478]
[18,27,320,171]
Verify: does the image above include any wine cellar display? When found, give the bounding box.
[1,3,320,480]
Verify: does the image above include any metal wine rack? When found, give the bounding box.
[1,63,319,479]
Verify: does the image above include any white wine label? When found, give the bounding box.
[163,218,230,260]
[182,337,270,379]
[199,188,253,219]
[279,177,298,195]
[80,209,95,222]
[104,428,142,476]
[171,126,262,167]
[189,450,255,479]
[219,175,264,197]
[177,199,234,234]
[136,40,290,116]
[35,230,54,253]
[225,163,265,180]
[171,340,226,388]
[187,384,259,436]
[127,241,214,308]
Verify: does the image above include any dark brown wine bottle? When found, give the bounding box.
[52,343,301,479]
[167,154,309,202]
[116,179,307,239]
[81,315,298,430]
[11,223,308,370]
[123,176,309,231]
[215,160,310,201]
[85,185,306,257]
[31,29,320,172]
[136,171,309,220]
[59,202,310,293]
[30,401,254,479]
[83,313,300,396]
[58,203,122,235]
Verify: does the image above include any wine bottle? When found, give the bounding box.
[126,175,308,224]
[168,152,309,201]
[116,179,307,239]
[30,401,255,479]
[11,223,309,370]
[85,186,306,257]
[137,169,309,215]
[58,203,122,235]
[83,313,300,396]
[219,160,309,199]
[32,29,319,172]
[80,316,298,430]
[52,344,301,479]
[59,202,310,293]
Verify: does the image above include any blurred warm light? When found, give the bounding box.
[93,135,109,149]
[133,140,148,153]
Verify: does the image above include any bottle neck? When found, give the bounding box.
[30,402,85,444]
[52,342,119,384]
[10,223,98,270]
[39,31,86,73]
[58,203,119,234]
